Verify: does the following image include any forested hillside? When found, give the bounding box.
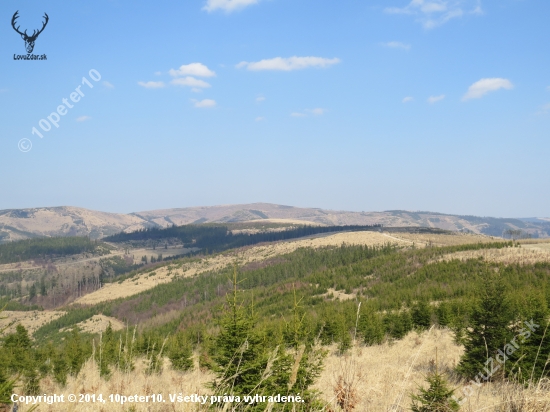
[0,236,109,264]
[103,223,384,251]
[2,236,550,410]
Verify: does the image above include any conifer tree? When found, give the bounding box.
[168,332,193,371]
[53,351,68,386]
[412,301,432,329]
[65,328,86,377]
[358,308,385,345]
[96,323,117,377]
[436,302,451,327]
[410,371,460,412]
[457,268,512,379]
[210,265,267,398]
[507,296,550,384]
[0,367,13,405]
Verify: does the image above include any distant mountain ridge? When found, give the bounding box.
[0,203,548,243]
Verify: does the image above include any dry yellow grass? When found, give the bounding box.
[17,328,550,411]
[383,232,503,247]
[315,328,462,411]
[74,231,407,305]
[241,218,324,226]
[66,315,126,334]
[0,310,65,334]
[322,288,356,301]
[30,355,214,412]
[437,246,550,265]
[521,241,550,252]
[518,239,550,245]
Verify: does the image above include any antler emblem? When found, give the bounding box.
[11,11,49,54]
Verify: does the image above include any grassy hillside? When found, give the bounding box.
[2,235,550,410]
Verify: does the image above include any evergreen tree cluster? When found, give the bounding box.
[104,223,384,253]
[0,236,108,264]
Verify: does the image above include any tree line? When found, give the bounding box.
[0,236,108,264]
[103,223,384,253]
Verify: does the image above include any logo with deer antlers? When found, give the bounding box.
[11,11,49,54]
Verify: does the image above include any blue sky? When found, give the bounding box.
[1,0,548,217]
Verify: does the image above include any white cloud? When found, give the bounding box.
[307,108,326,116]
[169,63,216,78]
[381,41,411,50]
[237,56,340,71]
[385,0,482,29]
[138,81,165,89]
[203,0,258,12]
[291,109,326,117]
[428,95,445,103]
[535,103,550,115]
[255,116,266,122]
[462,78,513,101]
[103,81,114,89]
[76,116,91,122]
[402,96,414,103]
[154,71,162,76]
[256,96,266,103]
[171,77,211,89]
[193,99,217,108]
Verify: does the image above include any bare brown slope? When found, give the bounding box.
[1,203,548,242]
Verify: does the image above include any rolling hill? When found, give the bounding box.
[0,203,548,243]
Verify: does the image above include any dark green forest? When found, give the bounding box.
[0,236,109,264]
[104,223,384,252]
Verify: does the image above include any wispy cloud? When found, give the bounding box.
[76,116,91,122]
[237,56,340,71]
[385,0,483,29]
[169,63,216,78]
[462,78,513,101]
[203,0,259,13]
[428,95,445,104]
[256,96,266,103]
[255,116,266,121]
[402,96,414,103]
[307,108,326,116]
[103,81,114,89]
[291,108,326,117]
[381,41,411,50]
[535,103,550,115]
[171,77,211,89]
[193,99,217,108]
[138,81,165,89]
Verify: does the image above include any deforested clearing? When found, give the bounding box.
[438,242,550,265]
[384,232,503,247]
[70,314,126,334]
[0,310,65,335]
